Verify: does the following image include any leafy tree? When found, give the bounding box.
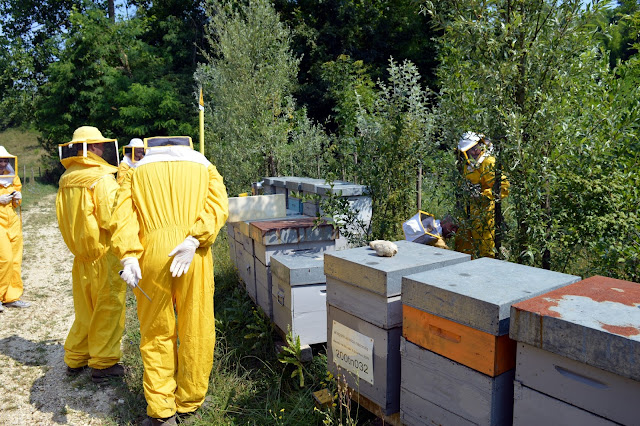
[426,0,639,279]
[273,0,440,128]
[197,0,328,195]
[350,59,435,240]
[36,5,197,178]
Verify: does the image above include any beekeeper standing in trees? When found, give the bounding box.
[456,132,509,258]
[110,136,228,425]
[117,138,145,184]
[0,146,29,312]
[56,126,127,382]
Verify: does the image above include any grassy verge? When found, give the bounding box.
[111,229,378,425]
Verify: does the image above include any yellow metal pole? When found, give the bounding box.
[199,87,205,155]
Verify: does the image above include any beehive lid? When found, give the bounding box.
[315,182,369,197]
[271,250,326,286]
[510,275,640,381]
[324,240,470,297]
[249,216,337,245]
[402,258,580,335]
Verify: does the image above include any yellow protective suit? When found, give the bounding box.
[116,161,130,185]
[56,152,126,369]
[0,175,23,304]
[110,153,228,419]
[456,155,509,258]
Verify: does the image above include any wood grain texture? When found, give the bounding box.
[403,305,516,376]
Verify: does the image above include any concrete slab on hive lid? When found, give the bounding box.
[510,275,640,381]
[324,240,470,298]
[402,257,580,335]
[227,194,286,223]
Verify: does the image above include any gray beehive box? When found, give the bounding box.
[400,337,515,426]
[510,275,640,425]
[325,241,470,328]
[250,216,338,319]
[402,257,580,335]
[271,251,327,345]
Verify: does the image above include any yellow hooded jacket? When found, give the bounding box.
[110,148,228,419]
[0,174,23,303]
[56,152,126,369]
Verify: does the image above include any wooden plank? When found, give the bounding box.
[327,304,402,415]
[346,388,402,426]
[236,243,256,302]
[327,277,402,329]
[227,194,286,223]
[402,305,516,376]
[401,387,475,426]
[255,261,272,319]
[516,343,640,425]
[513,381,615,426]
[400,337,514,425]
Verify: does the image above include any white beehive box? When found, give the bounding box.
[271,250,327,346]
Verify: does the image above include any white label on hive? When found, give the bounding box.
[331,320,374,385]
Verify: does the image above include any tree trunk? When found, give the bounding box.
[108,0,115,22]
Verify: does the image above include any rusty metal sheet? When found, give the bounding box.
[510,275,640,382]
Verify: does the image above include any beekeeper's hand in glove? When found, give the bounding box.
[168,236,199,278]
[120,257,142,288]
[12,191,21,201]
[0,193,13,204]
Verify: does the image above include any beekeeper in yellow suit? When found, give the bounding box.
[110,136,228,425]
[56,126,127,383]
[117,138,145,184]
[456,132,509,258]
[0,146,29,312]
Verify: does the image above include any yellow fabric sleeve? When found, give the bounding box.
[109,168,143,260]
[93,174,118,231]
[188,165,229,248]
[11,176,22,208]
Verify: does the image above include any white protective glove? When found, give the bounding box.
[120,257,142,288]
[168,236,200,278]
[12,191,21,201]
[0,194,13,205]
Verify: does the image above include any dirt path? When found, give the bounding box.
[0,193,121,425]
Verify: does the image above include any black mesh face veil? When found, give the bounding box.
[88,140,119,167]
[0,156,17,177]
[144,136,193,149]
[58,140,120,167]
[124,147,146,163]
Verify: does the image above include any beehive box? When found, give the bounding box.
[510,275,640,425]
[401,257,580,376]
[271,251,327,345]
[513,381,615,426]
[325,241,470,416]
[325,241,470,329]
[400,337,514,425]
[250,217,338,318]
[327,304,402,415]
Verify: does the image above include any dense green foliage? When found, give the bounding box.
[197,0,329,196]
[426,0,639,280]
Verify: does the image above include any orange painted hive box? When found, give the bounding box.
[401,258,580,377]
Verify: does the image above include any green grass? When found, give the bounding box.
[110,229,379,425]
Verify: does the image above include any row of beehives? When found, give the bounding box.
[323,240,640,426]
[262,176,372,250]
[226,177,370,345]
